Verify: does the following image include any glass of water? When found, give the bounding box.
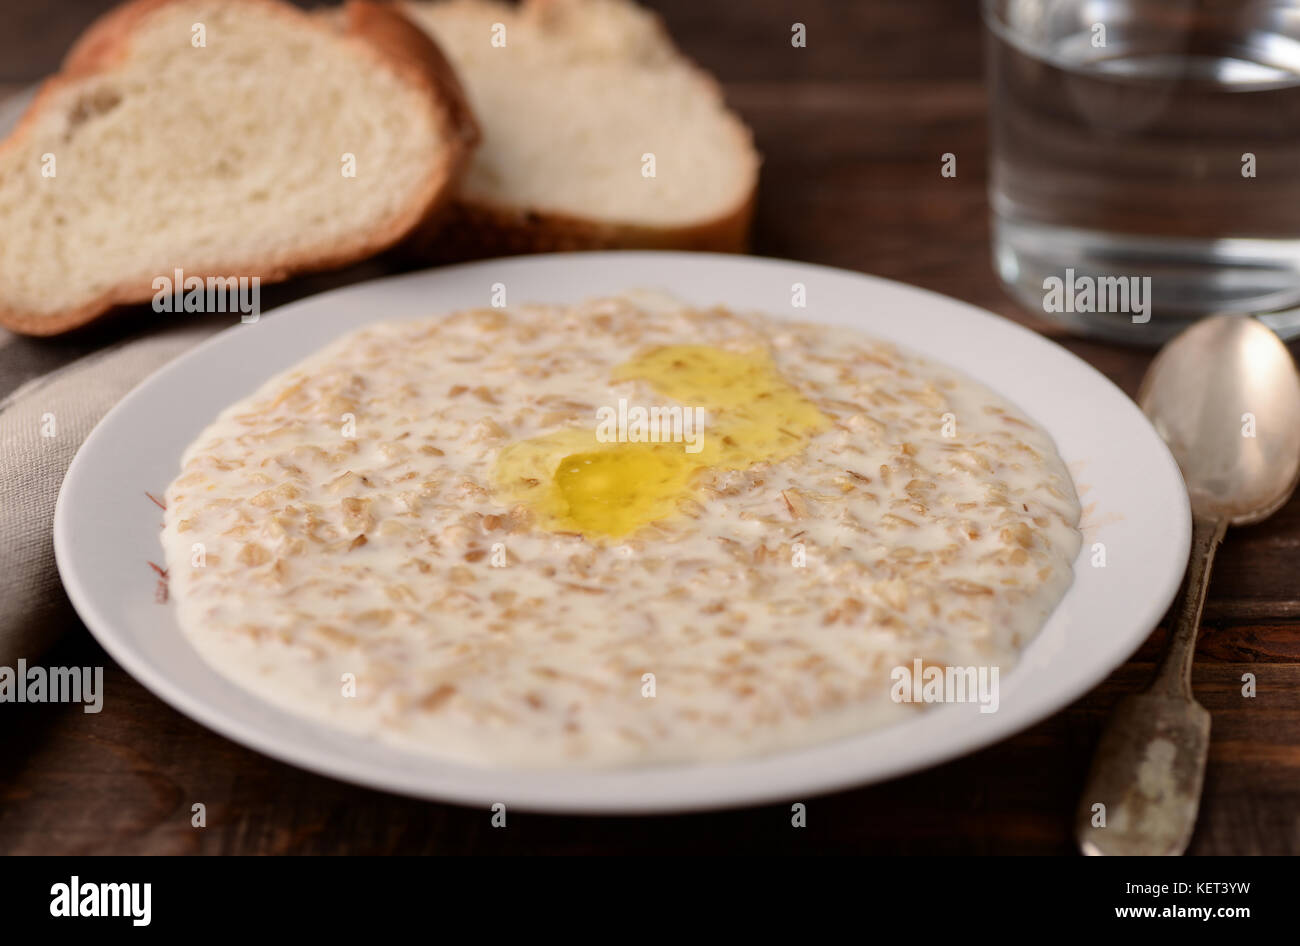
[985,0,1300,343]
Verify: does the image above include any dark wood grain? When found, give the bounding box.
[1,0,1297,856]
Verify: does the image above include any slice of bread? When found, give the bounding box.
[0,0,478,336]
[400,0,759,258]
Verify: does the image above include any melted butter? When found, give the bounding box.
[494,345,830,537]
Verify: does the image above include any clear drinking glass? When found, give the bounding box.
[985,0,1300,344]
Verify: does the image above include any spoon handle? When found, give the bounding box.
[1074,514,1224,855]
[1151,515,1227,701]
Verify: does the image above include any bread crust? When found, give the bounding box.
[403,188,755,262]
[0,0,479,336]
[399,0,759,262]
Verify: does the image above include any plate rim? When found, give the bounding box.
[53,251,1192,813]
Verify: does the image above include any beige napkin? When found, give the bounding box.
[0,323,221,665]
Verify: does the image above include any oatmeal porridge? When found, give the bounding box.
[161,291,1082,767]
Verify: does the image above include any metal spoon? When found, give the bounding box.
[1075,315,1300,856]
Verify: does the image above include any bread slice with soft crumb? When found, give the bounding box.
[400,0,759,258]
[0,0,478,336]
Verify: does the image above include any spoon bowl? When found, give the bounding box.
[1139,316,1300,524]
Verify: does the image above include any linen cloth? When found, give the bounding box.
[0,323,221,664]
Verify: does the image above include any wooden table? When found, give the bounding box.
[1,0,1296,855]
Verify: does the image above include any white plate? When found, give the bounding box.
[54,253,1191,813]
